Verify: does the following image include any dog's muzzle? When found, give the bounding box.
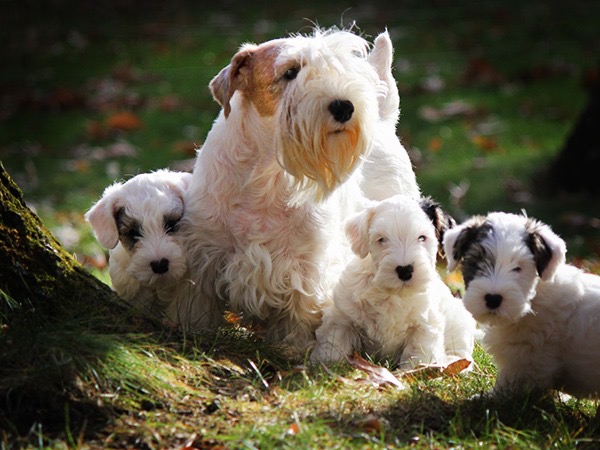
[484,293,503,309]
[395,264,414,281]
[328,99,354,123]
[151,258,170,274]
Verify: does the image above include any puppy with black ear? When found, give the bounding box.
[86,170,214,330]
[444,211,600,398]
[311,194,476,367]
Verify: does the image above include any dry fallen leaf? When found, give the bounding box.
[471,134,498,152]
[355,413,384,434]
[347,352,406,390]
[286,422,300,436]
[398,358,471,381]
[106,111,143,132]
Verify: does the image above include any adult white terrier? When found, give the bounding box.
[183,28,420,354]
[86,170,214,329]
[311,195,476,366]
[444,212,600,397]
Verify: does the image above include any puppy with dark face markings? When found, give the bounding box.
[86,170,217,330]
[444,212,600,397]
[311,194,476,367]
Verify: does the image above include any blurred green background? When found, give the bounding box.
[1,0,598,271]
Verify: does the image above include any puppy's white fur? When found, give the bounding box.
[444,212,600,397]
[311,195,475,365]
[86,170,213,329]
[183,28,420,353]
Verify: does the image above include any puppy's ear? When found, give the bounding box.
[443,216,488,271]
[209,45,256,118]
[525,219,566,281]
[165,171,192,203]
[419,197,456,253]
[84,183,122,249]
[345,207,376,259]
[367,30,399,123]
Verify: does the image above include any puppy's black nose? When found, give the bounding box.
[150,258,169,274]
[485,293,503,309]
[396,265,414,281]
[328,99,354,123]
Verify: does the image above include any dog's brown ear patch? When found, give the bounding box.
[209,46,256,118]
[210,42,284,118]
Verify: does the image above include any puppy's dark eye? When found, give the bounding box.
[418,235,427,242]
[127,228,142,241]
[282,67,300,81]
[511,266,522,273]
[378,237,387,244]
[165,217,181,234]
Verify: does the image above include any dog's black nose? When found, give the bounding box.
[485,293,503,309]
[150,258,169,274]
[396,265,414,281]
[328,99,354,123]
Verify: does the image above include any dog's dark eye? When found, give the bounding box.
[165,217,181,234]
[418,235,427,242]
[511,266,522,273]
[127,228,142,241]
[378,237,387,244]
[282,67,300,81]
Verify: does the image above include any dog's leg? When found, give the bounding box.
[311,307,360,362]
[400,322,445,368]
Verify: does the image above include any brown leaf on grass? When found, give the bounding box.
[347,352,406,390]
[428,137,443,152]
[355,414,384,434]
[471,134,498,152]
[286,422,300,436]
[106,111,143,132]
[398,358,471,382]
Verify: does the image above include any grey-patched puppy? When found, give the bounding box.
[444,211,600,397]
[86,170,216,330]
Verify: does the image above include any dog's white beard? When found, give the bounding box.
[276,81,375,205]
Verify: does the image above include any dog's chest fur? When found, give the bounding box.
[355,287,431,353]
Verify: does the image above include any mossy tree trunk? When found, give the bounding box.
[0,163,140,436]
[0,163,119,320]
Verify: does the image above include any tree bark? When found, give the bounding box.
[0,163,120,321]
[546,74,600,194]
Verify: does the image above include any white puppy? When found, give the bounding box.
[183,28,420,354]
[311,195,475,366]
[444,212,600,397]
[86,170,214,330]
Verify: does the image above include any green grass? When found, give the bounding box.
[1,0,599,448]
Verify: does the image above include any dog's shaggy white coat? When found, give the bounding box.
[311,195,475,365]
[182,28,420,353]
[444,212,600,397]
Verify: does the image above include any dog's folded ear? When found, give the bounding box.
[85,184,122,249]
[525,219,566,281]
[210,45,256,118]
[163,171,192,203]
[367,30,399,123]
[419,197,456,255]
[345,207,376,259]
[443,216,488,272]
